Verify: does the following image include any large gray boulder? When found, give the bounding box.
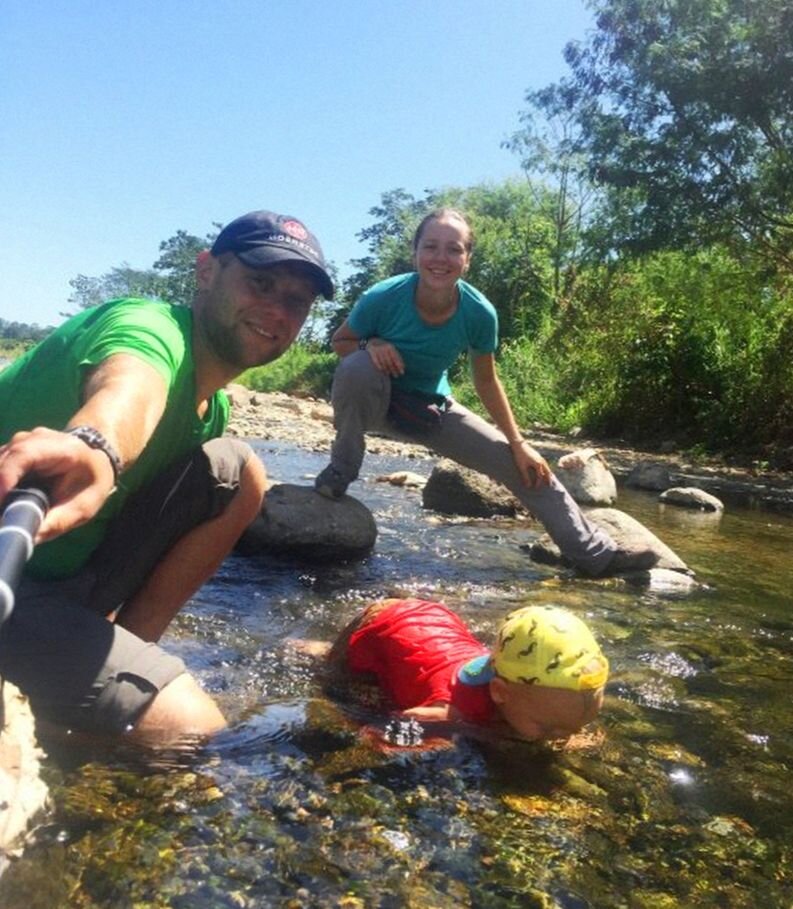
[236,483,377,560]
[422,460,520,517]
[0,683,48,871]
[530,506,689,575]
[556,448,618,505]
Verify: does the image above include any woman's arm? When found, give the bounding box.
[331,318,405,377]
[470,352,552,489]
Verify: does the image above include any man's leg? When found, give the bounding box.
[316,351,391,497]
[1,438,265,741]
[111,447,266,642]
[0,587,219,741]
[87,438,266,641]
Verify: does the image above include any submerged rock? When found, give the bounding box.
[237,483,377,560]
[376,471,426,489]
[422,460,520,517]
[659,486,725,512]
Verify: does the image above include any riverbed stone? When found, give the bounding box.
[626,462,673,491]
[659,487,725,512]
[556,448,618,505]
[236,483,377,560]
[0,682,49,869]
[376,471,427,489]
[627,567,701,593]
[530,507,689,576]
[422,460,520,517]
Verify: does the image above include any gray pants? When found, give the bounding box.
[0,438,253,733]
[328,351,617,575]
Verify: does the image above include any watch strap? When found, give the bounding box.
[66,426,122,483]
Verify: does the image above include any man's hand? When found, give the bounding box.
[0,427,117,542]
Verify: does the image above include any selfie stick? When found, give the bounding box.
[0,487,49,625]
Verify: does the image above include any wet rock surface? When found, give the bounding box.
[236,483,378,560]
[527,506,689,576]
[659,486,725,512]
[422,459,521,517]
[0,684,48,869]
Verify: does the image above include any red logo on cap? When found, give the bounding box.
[282,220,308,241]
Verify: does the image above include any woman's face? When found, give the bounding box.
[413,216,471,293]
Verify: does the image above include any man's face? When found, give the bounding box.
[194,255,318,370]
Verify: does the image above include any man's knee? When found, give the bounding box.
[131,673,226,743]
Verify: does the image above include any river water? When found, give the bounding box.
[1,439,792,908]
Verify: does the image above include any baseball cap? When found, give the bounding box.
[492,605,608,691]
[211,210,334,300]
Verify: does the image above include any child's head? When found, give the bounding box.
[488,605,608,741]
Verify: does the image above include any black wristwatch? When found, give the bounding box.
[358,338,369,350]
[67,425,123,484]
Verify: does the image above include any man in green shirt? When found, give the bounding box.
[0,210,334,742]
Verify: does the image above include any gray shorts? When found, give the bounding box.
[0,438,253,733]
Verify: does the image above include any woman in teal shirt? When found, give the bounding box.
[316,208,655,577]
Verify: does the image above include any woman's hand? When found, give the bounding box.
[366,338,405,377]
[509,439,552,489]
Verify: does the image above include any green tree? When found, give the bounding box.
[67,227,219,312]
[545,0,793,270]
[504,83,597,296]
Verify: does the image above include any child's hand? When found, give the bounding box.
[359,716,454,753]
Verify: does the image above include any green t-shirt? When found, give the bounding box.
[0,298,229,579]
[347,272,499,396]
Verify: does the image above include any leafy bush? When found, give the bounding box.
[239,345,337,398]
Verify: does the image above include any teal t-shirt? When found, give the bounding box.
[0,298,229,579]
[347,273,498,396]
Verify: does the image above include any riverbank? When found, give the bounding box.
[225,387,793,514]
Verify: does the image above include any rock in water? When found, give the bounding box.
[236,483,377,560]
[529,506,690,576]
[422,460,520,517]
[0,683,49,871]
[556,448,618,505]
[659,487,725,512]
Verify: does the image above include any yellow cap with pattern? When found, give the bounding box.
[493,605,608,691]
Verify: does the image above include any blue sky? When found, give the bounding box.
[1,0,593,327]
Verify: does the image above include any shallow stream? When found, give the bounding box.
[1,439,792,908]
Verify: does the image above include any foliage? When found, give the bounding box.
[503,83,599,294]
[239,343,337,398]
[67,226,220,312]
[450,326,571,430]
[538,0,793,270]
[0,318,53,343]
[548,248,793,450]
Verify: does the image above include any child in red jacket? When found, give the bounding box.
[304,598,608,742]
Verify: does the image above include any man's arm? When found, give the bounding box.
[0,353,168,542]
